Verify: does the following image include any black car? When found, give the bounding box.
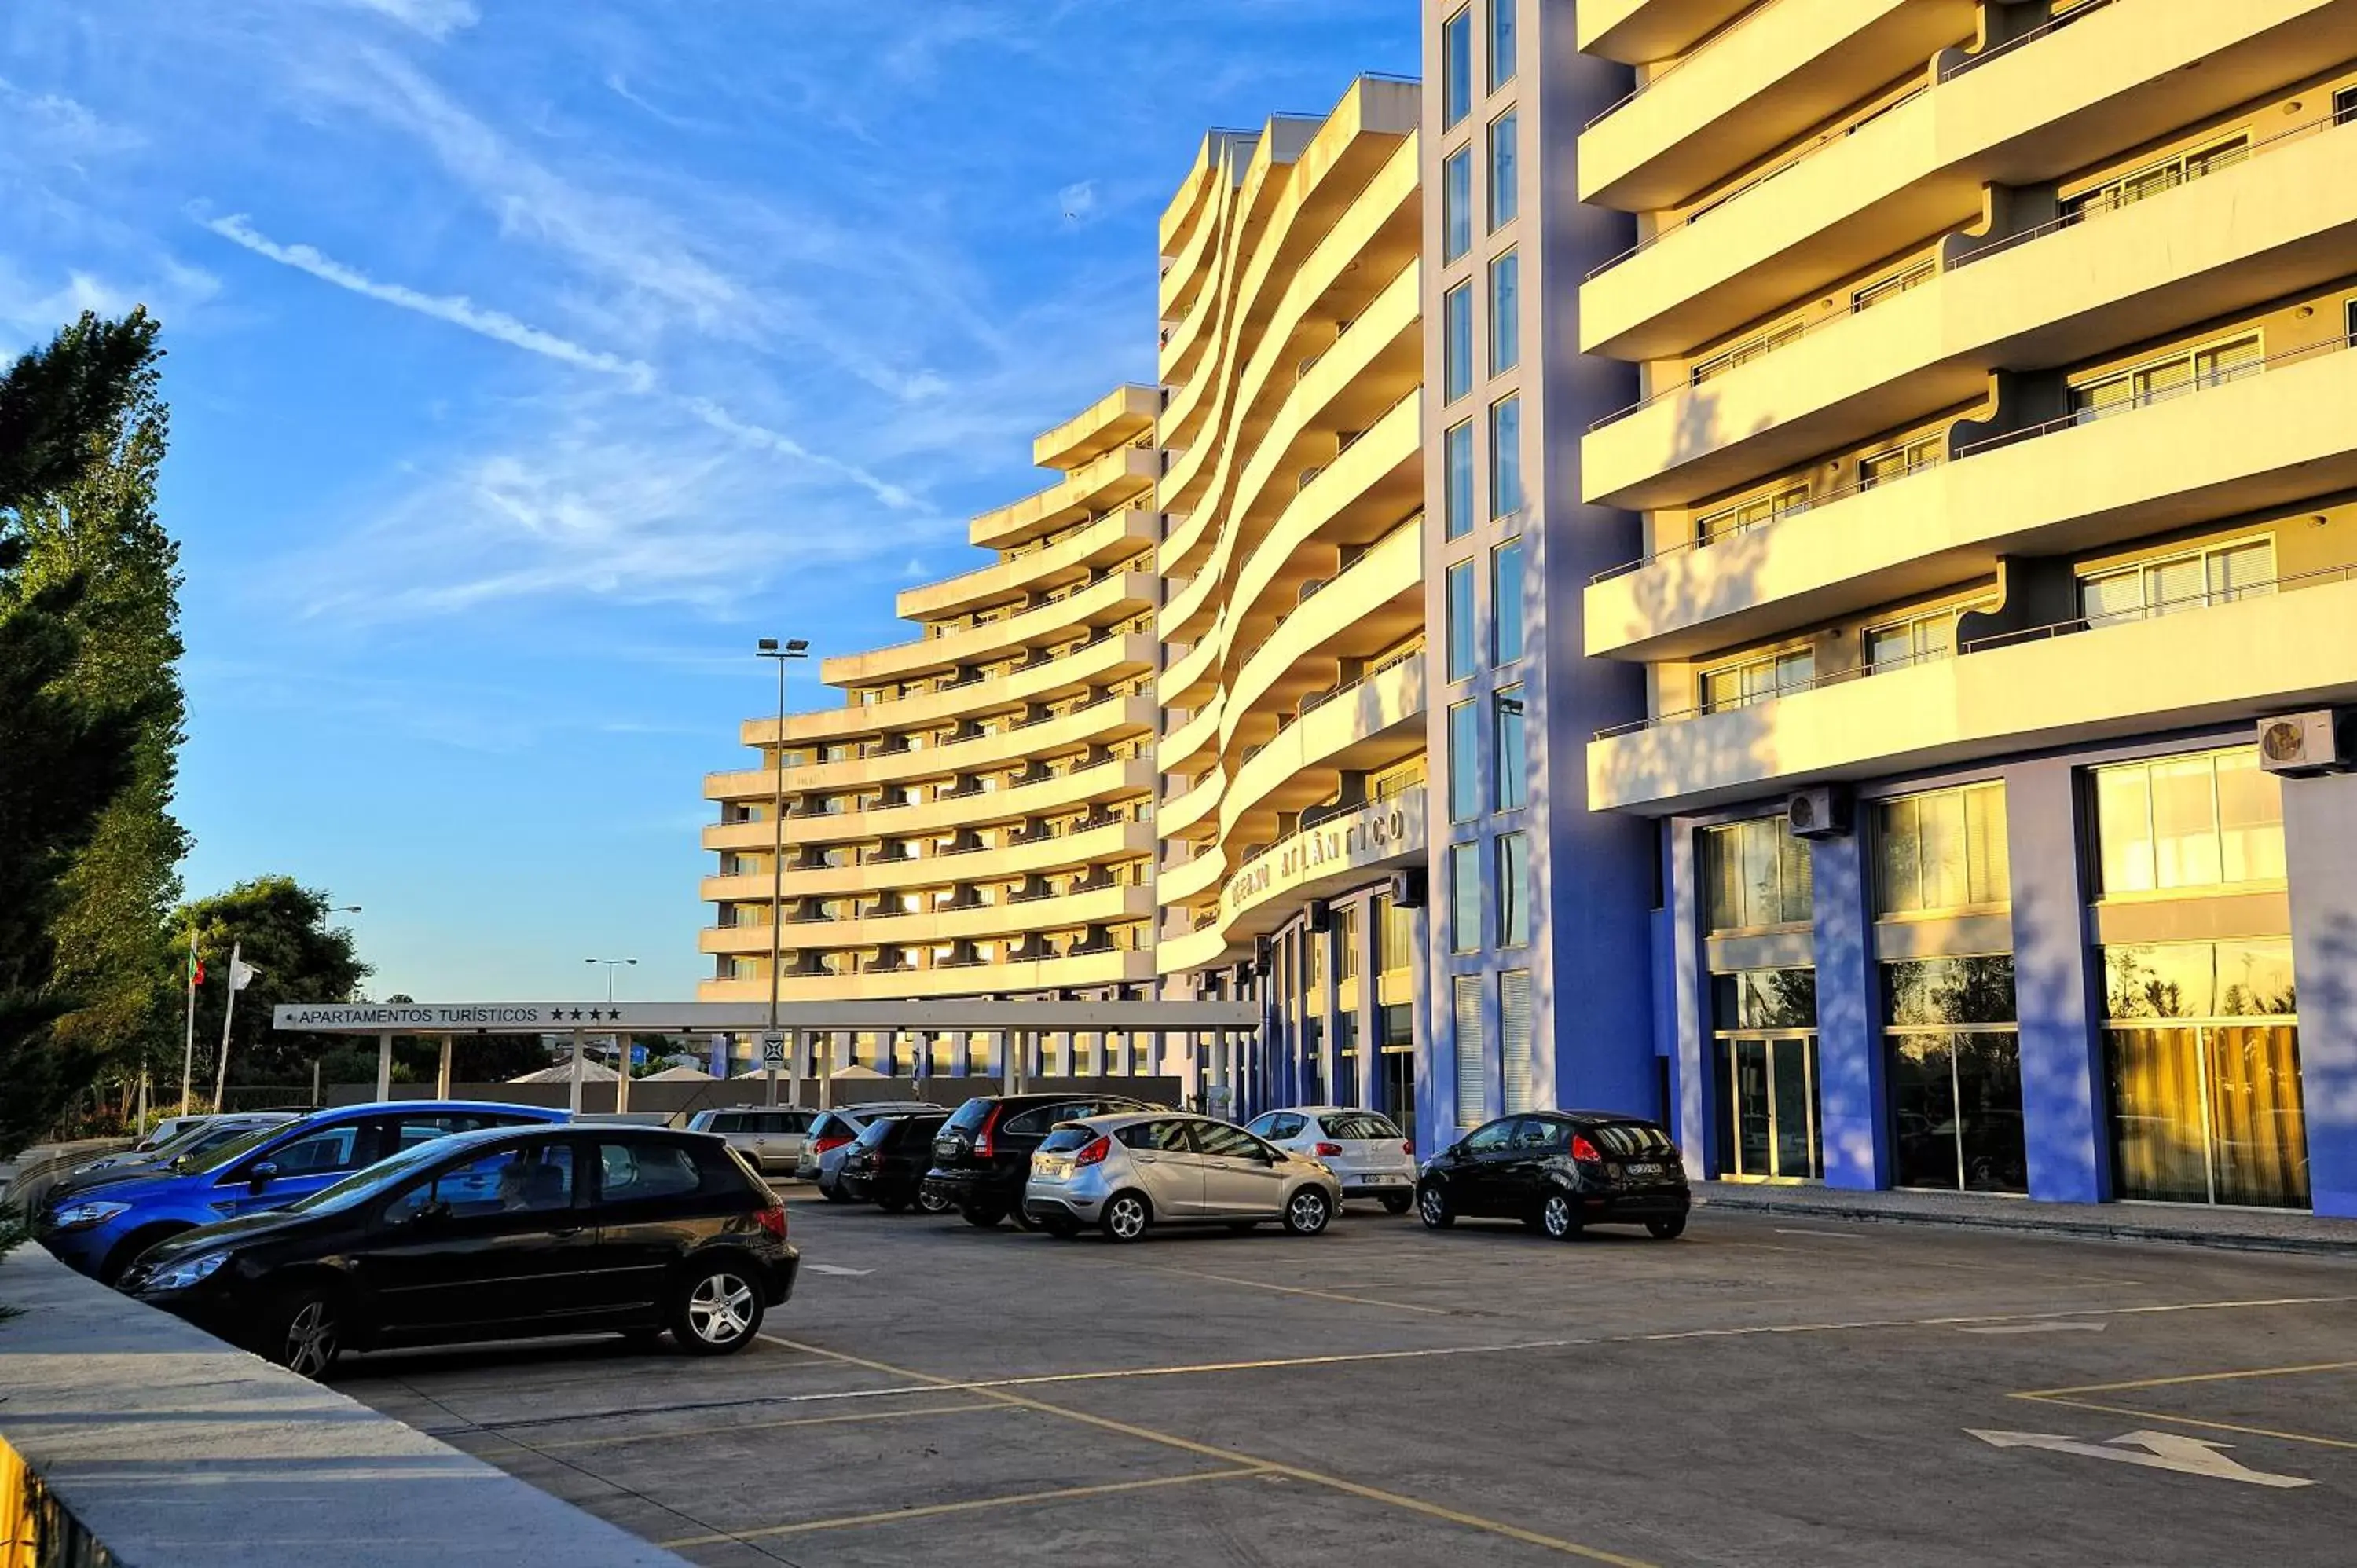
[1416,1112,1689,1240]
[838,1113,949,1212]
[924,1092,1158,1227]
[119,1124,797,1377]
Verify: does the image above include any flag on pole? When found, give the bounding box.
[228,953,259,991]
[189,946,204,987]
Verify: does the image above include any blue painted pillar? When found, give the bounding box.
[2283,770,2357,1218]
[2003,759,2108,1203]
[1811,829,1887,1189]
[1668,819,1720,1178]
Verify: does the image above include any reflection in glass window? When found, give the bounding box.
[1497,831,1530,946]
[1443,145,1473,262]
[1699,647,1813,713]
[1488,109,1519,229]
[1491,539,1526,664]
[1488,251,1519,375]
[1882,956,2024,1192]
[2072,334,2260,422]
[1865,603,1981,673]
[1712,969,1818,1031]
[1875,782,2009,915]
[1442,6,1473,128]
[1487,0,1516,90]
[2079,537,2274,626]
[1494,685,1527,811]
[1446,559,1478,682]
[1443,281,1473,403]
[1444,421,1475,540]
[1490,394,1523,517]
[1448,699,1480,822]
[1698,484,1808,546]
[1449,844,1483,954]
[1700,815,1813,932]
[2093,748,2285,896]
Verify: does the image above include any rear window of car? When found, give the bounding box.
[1586,1122,1675,1156]
[893,1116,946,1145]
[809,1112,849,1141]
[1036,1126,1096,1154]
[1252,1113,1307,1140]
[852,1119,896,1147]
[1003,1101,1096,1138]
[942,1098,994,1134]
[597,1140,706,1202]
[706,1113,743,1133]
[1322,1112,1402,1141]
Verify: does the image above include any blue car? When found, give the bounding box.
[42,1101,566,1283]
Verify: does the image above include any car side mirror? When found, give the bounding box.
[247,1160,280,1191]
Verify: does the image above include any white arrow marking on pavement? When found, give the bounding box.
[1957,1321,2109,1335]
[1968,1428,2311,1488]
[805,1262,872,1277]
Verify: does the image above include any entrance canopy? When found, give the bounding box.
[272,999,1261,1035]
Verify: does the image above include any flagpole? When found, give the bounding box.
[181,915,199,1112]
[212,940,240,1113]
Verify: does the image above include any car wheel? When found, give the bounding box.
[876,1195,910,1214]
[1646,1215,1688,1241]
[1416,1181,1454,1229]
[265,1286,345,1380]
[1379,1194,1412,1215]
[820,1182,852,1204]
[673,1263,764,1355]
[963,1206,1005,1229]
[1540,1193,1582,1242]
[1282,1188,1332,1236]
[916,1187,953,1214]
[1099,1191,1152,1244]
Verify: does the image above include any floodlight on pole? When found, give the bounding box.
[756,638,812,1101]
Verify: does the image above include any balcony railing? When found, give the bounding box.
[1582,0,1791,131]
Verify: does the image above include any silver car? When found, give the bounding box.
[683,1106,817,1174]
[796,1102,947,1198]
[1023,1112,1342,1243]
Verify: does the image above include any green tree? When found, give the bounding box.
[176,877,370,1094]
[0,311,165,1156]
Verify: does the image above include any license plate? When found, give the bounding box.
[1036,1159,1070,1181]
[1364,1174,1404,1185]
[1626,1162,1664,1177]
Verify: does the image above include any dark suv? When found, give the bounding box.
[924,1093,1158,1227]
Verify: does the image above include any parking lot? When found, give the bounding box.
[340,1197,2357,1566]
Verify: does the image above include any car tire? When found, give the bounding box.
[963,1206,1005,1229]
[672,1262,764,1356]
[263,1284,346,1380]
[1646,1215,1688,1241]
[1416,1181,1454,1229]
[820,1182,852,1204]
[916,1188,953,1215]
[1099,1191,1152,1244]
[1540,1193,1582,1242]
[1282,1188,1332,1236]
[1379,1194,1413,1215]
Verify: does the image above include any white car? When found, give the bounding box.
[1244,1106,1417,1212]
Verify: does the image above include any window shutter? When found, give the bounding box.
[1500,969,1536,1114]
[1453,975,1487,1126]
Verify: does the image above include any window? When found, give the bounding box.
[1698,484,1808,547]
[1449,844,1483,952]
[1497,832,1531,946]
[1500,969,1534,1113]
[1858,434,1943,490]
[1852,261,1934,313]
[2079,537,2275,627]
[1443,281,1473,402]
[1865,603,1979,673]
[1489,394,1523,518]
[1443,145,1473,262]
[1491,539,1527,664]
[1699,646,1813,713]
[596,1141,704,1202]
[1445,559,1478,681]
[1448,700,1480,822]
[255,1124,364,1178]
[1710,968,1820,1181]
[386,1145,575,1222]
[1194,1121,1269,1161]
[1487,250,1519,374]
[2093,747,2286,896]
[1453,976,1488,1122]
[1488,0,1516,90]
[1376,893,1413,973]
[2339,86,2357,126]
[1336,903,1359,980]
[1885,955,2025,1192]
[1494,685,1527,811]
[1693,321,1802,384]
[1247,1112,1307,1141]
[2066,136,2250,218]
[1444,421,1475,539]
[1442,6,1473,128]
[1488,110,1519,229]
[1701,816,1813,932]
[2073,333,2261,421]
[1875,782,2009,916]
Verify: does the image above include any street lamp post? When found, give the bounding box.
[757,638,810,1107]
[585,958,638,1112]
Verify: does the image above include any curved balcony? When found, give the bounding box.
[1156,846,1226,908]
[701,947,1158,1006]
[1160,555,1221,643]
[1159,768,1225,841]
[1158,626,1223,710]
[821,572,1153,688]
[1034,385,1159,473]
[894,509,1157,625]
[705,818,1156,901]
[702,757,1155,854]
[1586,337,2357,661]
[1226,392,1420,654]
[1215,788,1428,945]
[1582,0,1761,64]
[1583,115,2357,509]
[1219,521,1421,755]
[1156,921,1235,979]
[1589,573,2357,814]
[757,632,1154,749]
[968,445,1159,553]
[1579,0,2344,361]
[702,883,1154,957]
[1219,650,1424,848]
[708,695,1156,799]
[1159,701,1222,778]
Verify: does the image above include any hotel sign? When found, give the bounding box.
[1222,789,1426,922]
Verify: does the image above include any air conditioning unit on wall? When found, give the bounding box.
[1786,785,1855,841]
[2257,710,2355,778]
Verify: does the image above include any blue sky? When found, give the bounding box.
[1,1,1417,1003]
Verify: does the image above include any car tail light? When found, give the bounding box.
[1314,1141,1343,1157]
[812,1131,852,1155]
[1570,1134,1603,1163]
[756,1203,788,1241]
[1074,1135,1111,1167]
[973,1102,1006,1160]
[1402,1140,1414,1156]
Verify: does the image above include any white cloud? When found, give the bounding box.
[1058,180,1098,225]
[0,257,222,341]
[339,0,479,42]
[0,76,145,166]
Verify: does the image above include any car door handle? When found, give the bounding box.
[549,1224,585,1238]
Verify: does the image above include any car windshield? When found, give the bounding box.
[147,1122,230,1161]
[281,1138,474,1215]
[1585,1122,1675,1156]
[1322,1112,1402,1141]
[173,1121,290,1174]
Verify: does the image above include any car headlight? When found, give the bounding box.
[141,1251,231,1292]
[52,1200,131,1231]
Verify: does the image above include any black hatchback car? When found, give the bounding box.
[923,1092,1158,1227]
[1417,1112,1689,1240]
[119,1124,797,1378]
[838,1113,949,1213]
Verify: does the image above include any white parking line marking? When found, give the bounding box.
[1774,1228,1867,1240]
[1960,1321,2108,1335]
[806,1262,873,1277]
[1968,1428,2311,1488]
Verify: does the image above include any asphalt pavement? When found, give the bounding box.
[335,1194,2357,1566]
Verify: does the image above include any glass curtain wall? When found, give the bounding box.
[1884,956,2026,1192]
[1710,969,1820,1180]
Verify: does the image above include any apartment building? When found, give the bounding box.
[1150,77,1431,1128]
[697,387,1164,1076]
[1574,0,2357,1215]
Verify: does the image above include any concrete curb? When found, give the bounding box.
[1696,1189,2357,1258]
[0,1244,687,1567]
